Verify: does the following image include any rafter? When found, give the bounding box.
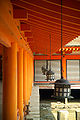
[11,0,80,20]
[26,21,80,36]
[28,16,80,32]
[28,19,80,34]
[43,0,80,12]
[29,13,80,27]
[20,0,80,17]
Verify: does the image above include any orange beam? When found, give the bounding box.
[34,54,80,60]
[34,55,61,60]
[13,7,28,20]
[24,32,32,37]
[20,22,31,31]
[0,0,33,56]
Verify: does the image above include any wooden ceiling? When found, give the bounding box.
[11,0,80,55]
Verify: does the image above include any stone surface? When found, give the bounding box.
[57,110,69,120]
[75,110,80,120]
[26,85,40,120]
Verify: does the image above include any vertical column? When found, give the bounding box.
[29,55,32,96]
[23,50,27,105]
[17,48,23,120]
[3,42,17,120]
[26,53,33,105]
[27,53,30,105]
[62,56,66,79]
[30,56,33,96]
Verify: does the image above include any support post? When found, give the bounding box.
[62,56,66,79]
[3,42,17,120]
[17,48,23,120]
[23,50,27,105]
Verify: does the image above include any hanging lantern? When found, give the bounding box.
[41,34,55,81]
[54,78,73,99]
[46,69,54,81]
[53,0,73,99]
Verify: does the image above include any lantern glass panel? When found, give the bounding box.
[60,93,62,96]
[56,88,58,91]
[68,88,70,92]
[68,93,70,96]
[64,88,67,92]
[56,92,58,96]
[60,88,62,92]
[64,93,66,97]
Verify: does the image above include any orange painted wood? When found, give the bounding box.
[34,55,61,60]
[62,56,66,79]
[23,50,28,105]
[28,55,32,100]
[0,0,33,56]
[3,42,17,120]
[20,23,31,31]
[31,57,34,94]
[34,54,80,60]
[24,32,32,37]
[27,53,30,105]
[26,54,33,104]
[17,48,23,120]
[13,8,28,20]
[29,56,33,96]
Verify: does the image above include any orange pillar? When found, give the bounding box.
[17,48,23,120]
[23,50,27,105]
[29,55,31,96]
[3,42,17,120]
[27,54,33,105]
[27,53,29,105]
[30,56,33,96]
[27,53,31,105]
[62,56,66,79]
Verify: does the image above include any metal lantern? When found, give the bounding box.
[53,0,73,99]
[54,78,73,99]
[46,69,54,81]
[41,34,55,81]
[41,66,48,75]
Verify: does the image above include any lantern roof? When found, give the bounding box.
[54,78,72,85]
[46,70,54,75]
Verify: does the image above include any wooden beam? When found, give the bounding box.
[13,7,28,20]
[0,0,33,56]
[20,22,31,31]
[24,32,32,37]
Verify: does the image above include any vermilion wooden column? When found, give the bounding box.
[31,57,33,90]
[27,53,29,105]
[29,55,31,97]
[17,48,23,120]
[23,50,27,105]
[30,56,33,96]
[62,56,66,79]
[3,42,17,120]
[26,54,33,105]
